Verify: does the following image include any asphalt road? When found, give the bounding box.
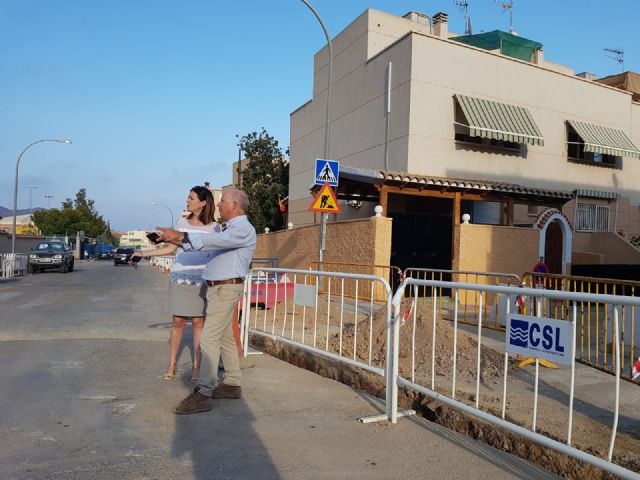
[0,261,559,479]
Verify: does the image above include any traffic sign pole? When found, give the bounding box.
[314,160,340,267]
[319,212,327,264]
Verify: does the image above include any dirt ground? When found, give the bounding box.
[244,294,640,478]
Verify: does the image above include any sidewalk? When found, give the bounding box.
[167,352,559,480]
[0,339,558,480]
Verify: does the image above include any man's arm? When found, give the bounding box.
[157,223,255,251]
[190,223,255,251]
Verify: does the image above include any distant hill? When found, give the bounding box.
[0,206,45,218]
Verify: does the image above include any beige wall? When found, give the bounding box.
[407,33,639,198]
[572,232,640,264]
[254,216,392,270]
[289,7,640,236]
[454,224,540,276]
[0,233,45,254]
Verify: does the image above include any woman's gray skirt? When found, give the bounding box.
[168,282,207,317]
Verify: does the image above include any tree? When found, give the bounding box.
[32,188,112,241]
[238,128,289,233]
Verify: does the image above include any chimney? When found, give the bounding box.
[432,11,448,38]
[403,11,430,27]
[576,71,596,81]
[533,47,544,65]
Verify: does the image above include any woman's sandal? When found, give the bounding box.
[163,363,177,380]
[191,363,200,384]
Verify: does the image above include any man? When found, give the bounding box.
[157,188,256,415]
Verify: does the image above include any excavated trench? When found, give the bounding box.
[249,322,640,480]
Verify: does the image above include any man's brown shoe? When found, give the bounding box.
[171,391,212,414]
[210,382,241,399]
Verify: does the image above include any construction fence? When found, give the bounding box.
[238,266,640,480]
[0,253,28,279]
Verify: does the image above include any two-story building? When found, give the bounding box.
[288,8,640,275]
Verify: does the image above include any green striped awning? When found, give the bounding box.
[574,189,621,200]
[567,120,640,159]
[455,94,544,146]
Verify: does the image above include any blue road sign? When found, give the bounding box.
[315,159,339,187]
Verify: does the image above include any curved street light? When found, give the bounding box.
[151,202,174,228]
[300,0,334,265]
[12,139,72,253]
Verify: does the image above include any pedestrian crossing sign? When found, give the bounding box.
[309,183,341,213]
[314,159,339,187]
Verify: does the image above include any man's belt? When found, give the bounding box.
[206,278,244,287]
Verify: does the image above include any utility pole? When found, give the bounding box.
[301,0,333,267]
[25,185,38,214]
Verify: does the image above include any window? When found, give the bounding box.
[454,101,524,152]
[567,128,620,168]
[576,203,609,232]
[527,205,538,216]
[454,131,522,150]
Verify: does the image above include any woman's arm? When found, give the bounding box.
[137,243,178,258]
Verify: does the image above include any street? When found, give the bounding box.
[0,261,559,479]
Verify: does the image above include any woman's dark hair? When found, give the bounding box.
[188,186,216,225]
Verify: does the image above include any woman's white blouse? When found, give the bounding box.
[169,217,218,286]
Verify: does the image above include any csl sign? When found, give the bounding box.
[506,313,574,365]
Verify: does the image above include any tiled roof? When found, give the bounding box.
[339,166,573,199]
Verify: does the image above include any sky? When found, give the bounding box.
[1,0,638,231]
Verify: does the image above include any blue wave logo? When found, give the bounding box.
[510,319,529,347]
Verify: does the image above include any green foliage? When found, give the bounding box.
[32,188,112,241]
[238,128,289,233]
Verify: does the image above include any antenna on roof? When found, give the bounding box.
[495,0,516,35]
[453,0,473,35]
[604,48,625,72]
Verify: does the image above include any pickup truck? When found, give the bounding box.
[28,241,75,273]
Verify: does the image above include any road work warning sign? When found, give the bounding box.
[309,183,341,213]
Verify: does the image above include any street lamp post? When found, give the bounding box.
[300,0,333,266]
[151,202,174,228]
[25,185,38,214]
[44,195,54,209]
[12,139,72,253]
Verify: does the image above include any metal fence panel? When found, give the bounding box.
[522,271,640,380]
[310,261,402,302]
[240,267,394,419]
[404,268,521,330]
[0,254,28,278]
[390,278,640,479]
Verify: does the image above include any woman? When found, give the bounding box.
[135,186,218,381]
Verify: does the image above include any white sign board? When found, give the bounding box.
[294,283,317,307]
[506,313,574,365]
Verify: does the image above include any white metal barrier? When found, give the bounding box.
[239,267,413,422]
[390,278,640,480]
[403,267,522,330]
[0,254,28,278]
[149,255,174,271]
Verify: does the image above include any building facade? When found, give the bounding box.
[287,8,640,273]
[289,9,640,238]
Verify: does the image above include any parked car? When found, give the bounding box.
[28,241,74,273]
[97,244,114,260]
[114,248,134,266]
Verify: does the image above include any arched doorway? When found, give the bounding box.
[544,221,563,274]
[535,209,573,275]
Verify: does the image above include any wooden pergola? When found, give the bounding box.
[329,165,572,227]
